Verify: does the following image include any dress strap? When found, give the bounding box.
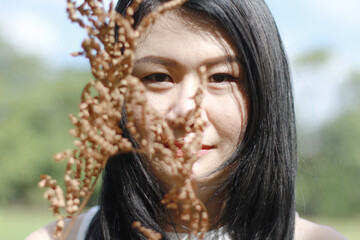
[76,206,100,240]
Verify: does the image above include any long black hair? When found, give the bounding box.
[86,0,297,239]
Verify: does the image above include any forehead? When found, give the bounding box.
[136,10,237,62]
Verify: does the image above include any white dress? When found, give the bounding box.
[76,206,100,240]
[76,206,231,240]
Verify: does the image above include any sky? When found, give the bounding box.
[1,0,359,128]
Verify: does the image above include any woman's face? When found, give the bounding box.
[133,11,249,188]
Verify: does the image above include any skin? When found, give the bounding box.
[133,10,248,197]
[26,10,348,240]
[132,11,249,229]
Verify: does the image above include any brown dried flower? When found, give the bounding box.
[39,0,210,239]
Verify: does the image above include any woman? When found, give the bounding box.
[27,0,347,239]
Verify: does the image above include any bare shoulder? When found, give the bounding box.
[25,214,86,240]
[294,213,348,240]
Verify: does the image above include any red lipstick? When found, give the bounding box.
[173,141,213,158]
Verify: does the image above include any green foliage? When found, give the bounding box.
[0,205,55,239]
[294,47,332,68]
[294,51,360,217]
[341,71,360,111]
[0,40,91,204]
[296,102,360,217]
[1,36,359,219]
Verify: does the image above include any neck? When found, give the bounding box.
[161,176,228,233]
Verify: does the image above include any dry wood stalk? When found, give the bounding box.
[39,0,209,239]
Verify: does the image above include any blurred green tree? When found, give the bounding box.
[297,110,360,216]
[1,37,359,218]
[0,38,91,204]
[295,49,360,217]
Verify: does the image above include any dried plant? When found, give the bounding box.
[39,0,210,239]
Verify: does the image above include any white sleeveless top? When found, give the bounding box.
[76,206,100,240]
[76,206,231,240]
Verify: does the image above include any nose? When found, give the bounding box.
[166,75,199,121]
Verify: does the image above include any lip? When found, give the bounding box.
[174,144,213,158]
[164,139,214,158]
[174,141,184,149]
[196,148,212,157]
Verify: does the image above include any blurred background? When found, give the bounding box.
[0,0,359,239]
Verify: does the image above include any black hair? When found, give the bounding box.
[86,0,297,239]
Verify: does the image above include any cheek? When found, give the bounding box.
[131,96,179,189]
[146,91,174,116]
[206,91,249,144]
[132,92,177,160]
[132,92,169,135]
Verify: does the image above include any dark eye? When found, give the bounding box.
[209,74,237,83]
[142,73,172,82]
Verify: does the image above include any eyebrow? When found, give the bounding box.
[134,55,244,68]
[134,56,179,67]
[205,56,245,67]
